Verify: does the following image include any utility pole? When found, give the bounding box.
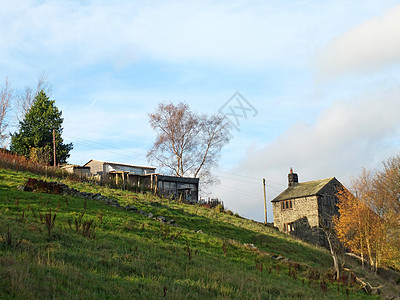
[263,178,267,223]
[53,129,56,167]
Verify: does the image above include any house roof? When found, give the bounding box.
[271,177,336,202]
[61,164,89,169]
[83,159,156,170]
[157,175,199,184]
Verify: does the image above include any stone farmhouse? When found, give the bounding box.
[272,169,344,245]
[82,159,199,202]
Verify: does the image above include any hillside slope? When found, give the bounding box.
[0,168,377,299]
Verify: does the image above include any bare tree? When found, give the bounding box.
[147,102,230,184]
[320,219,344,280]
[0,78,13,147]
[17,73,52,121]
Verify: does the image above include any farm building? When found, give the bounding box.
[272,169,344,245]
[61,164,91,177]
[83,159,199,202]
[83,159,156,185]
[156,175,199,203]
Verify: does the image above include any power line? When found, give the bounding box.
[216,172,286,192]
[216,184,262,198]
[266,183,282,193]
[64,134,148,158]
[63,134,150,166]
[217,169,261,180]
[266,180,286,187]
[216,174,260,185]
[60,134,287,192]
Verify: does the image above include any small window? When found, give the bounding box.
[283,222,294,233]
[281,200,293,211]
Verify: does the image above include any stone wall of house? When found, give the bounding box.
[317,179,340,229]
[273,195,325,244]
[84,160,105,176]
[273,195,319,231]
[291,217,323,245]
[272,179,342,246]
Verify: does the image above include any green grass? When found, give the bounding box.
[0,168,377,299]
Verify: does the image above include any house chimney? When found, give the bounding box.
[288,168,298,187]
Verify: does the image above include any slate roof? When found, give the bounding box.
[271,177,336,202]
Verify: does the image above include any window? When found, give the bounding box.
[283,222,294,232]
[281,200,293,211]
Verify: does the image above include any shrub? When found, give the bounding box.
[214,204,224,213]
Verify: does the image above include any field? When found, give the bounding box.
[0,167,378,299]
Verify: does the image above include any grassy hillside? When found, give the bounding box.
[0,167,377,299]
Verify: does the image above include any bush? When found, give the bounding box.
[214,204,224,213]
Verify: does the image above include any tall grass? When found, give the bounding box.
[0,166,382,299]
[0,149,150,192]
[0,148,81,181]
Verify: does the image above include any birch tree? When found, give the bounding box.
[147,102,230,184]
[0,78,13,147]
[17,73,52,121]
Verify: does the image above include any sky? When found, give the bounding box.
[2,0,400,222]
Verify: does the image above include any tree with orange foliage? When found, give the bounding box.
[374,155,400,268]
[334,161,400,271]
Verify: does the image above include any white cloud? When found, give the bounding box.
[316,4,400,78]
[3,0,391,72]
[212,87,400,221]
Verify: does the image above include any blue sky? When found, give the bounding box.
[2,0,400,221]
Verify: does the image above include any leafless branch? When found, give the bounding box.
[16,72,52,121]
[147,102,230,187]
[0,78,13,147]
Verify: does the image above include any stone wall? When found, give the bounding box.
[273,195,319,231]
[317,179,340,228]
[84,160,105,177]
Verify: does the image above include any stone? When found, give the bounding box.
[196,230,204,234]
[282,258,290,262]
[93,193,102,200]
[125,205,137,211]
[167,219,175,225]
[157,216,166,223]
[244,243,257,250]
[148,212,153,218]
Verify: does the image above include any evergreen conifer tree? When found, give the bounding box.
[10,90,73,165]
